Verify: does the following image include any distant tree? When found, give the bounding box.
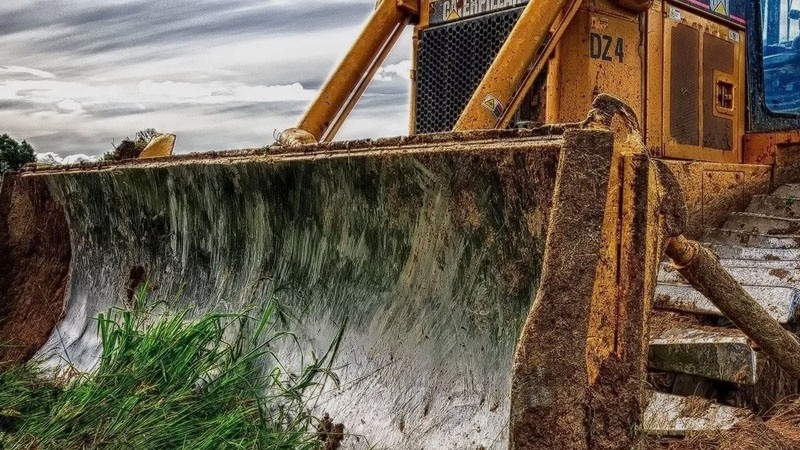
[135,128,159,145]
[0,134,36,173]
[101,150,118,161]
[103,129,160,161]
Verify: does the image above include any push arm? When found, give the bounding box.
[285,0,417,146]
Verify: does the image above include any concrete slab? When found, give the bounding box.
[649,328,759,385]
[705,228,800,249]
[724,212,800,235]
[658,264,800,288]
[641,391,750,437]
[704,244,800,261]
[714,259,800,269]
[746,195,800,219]
[772,184,800,198]
[654,283,800,324]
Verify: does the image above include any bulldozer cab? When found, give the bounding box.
[759,0,800,116]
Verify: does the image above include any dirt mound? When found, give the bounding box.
[0,174,70,364]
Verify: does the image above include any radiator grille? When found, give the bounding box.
[670,24,700,146]
[415,8,523,134]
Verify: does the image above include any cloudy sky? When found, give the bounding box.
[0,0,412,158]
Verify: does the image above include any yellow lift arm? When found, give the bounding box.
[285,0,418,146]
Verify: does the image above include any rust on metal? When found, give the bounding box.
[743,130,800,165]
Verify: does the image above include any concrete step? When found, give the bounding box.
[641,391,750,437]
[654,283,800,324]
[772,184,800,198]
[658,264,800,288]
[746,195,800,218]
[649,328,759,385]
[724,212,800,235]
[705,228,800,249]
[713,259,800,269]
[704,244,800,261]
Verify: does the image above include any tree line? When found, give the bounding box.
[0,134,35,174]
[0,128,162,174]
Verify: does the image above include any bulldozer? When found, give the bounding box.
[3,0,800,448]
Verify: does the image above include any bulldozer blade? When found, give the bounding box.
[0,129,614,448]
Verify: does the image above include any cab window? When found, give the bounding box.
[763,0,800,114]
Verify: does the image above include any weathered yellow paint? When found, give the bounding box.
[615,153,658,363]
[660,4,745,163]
[546,0,643,124]
[417,0,430,28]
[586,142,623,384]
[645,0,665,157]
[744,130,800,165]
[586,137,652,383]
[495,2,583,129]
[138,134,176,159]
[656,159,771,238]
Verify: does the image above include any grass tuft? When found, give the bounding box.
[0,293,339,450]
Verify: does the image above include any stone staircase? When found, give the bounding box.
[643,185,800,436]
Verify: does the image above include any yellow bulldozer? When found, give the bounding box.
[3,0,800,448]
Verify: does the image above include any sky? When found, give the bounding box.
[0,0,412,159]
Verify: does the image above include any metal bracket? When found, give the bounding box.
[396,0,419,16]
[582,93,642,135]
[614,0,653,12]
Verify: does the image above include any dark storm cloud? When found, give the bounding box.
[0,100,39,111]
[1,1,368,56]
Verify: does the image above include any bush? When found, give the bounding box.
[103,129,160,161]
[0,135,35,173]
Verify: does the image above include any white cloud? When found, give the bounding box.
[56,99,84,112]
[0,66,55,79]
[137,80,316,104]
[62,154,97,164]
[0,1,412,158]
[36,152,62,164]
[36,152,97,165]
[0,77,317,109]
[375,60,411,81]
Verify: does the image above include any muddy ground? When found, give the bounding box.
[647,397,800,449]
[0,174,70,364]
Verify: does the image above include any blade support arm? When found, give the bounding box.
[293,0,416,144]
